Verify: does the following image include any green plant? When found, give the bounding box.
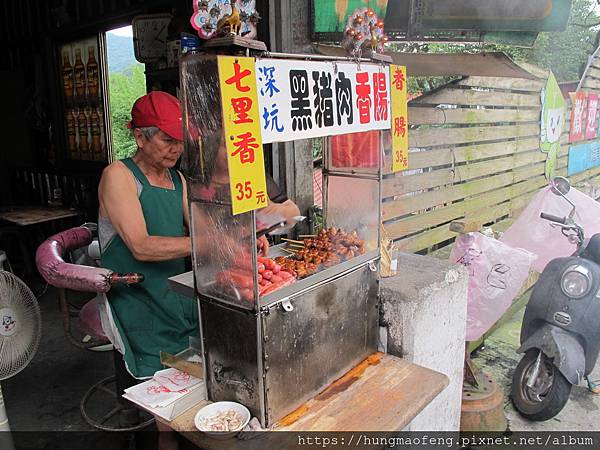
[108,64,146,160]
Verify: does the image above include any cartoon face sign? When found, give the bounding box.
[545,108,564,143]
[541,72,565,148]
[2,314,16,332]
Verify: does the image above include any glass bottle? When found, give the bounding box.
[62,52,74,101]
[66,109,77,157]
[86,46,99,99]
[73,48,86,99]
[90,107,102,156]
[77,108,89,156]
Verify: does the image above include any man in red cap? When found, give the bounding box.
[97,91,196,446]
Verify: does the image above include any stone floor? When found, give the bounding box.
[472,307,600,432]
[3,279,158,450]
[5,276,599,450]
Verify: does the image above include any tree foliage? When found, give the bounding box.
[108,64,146,160]
[390,0,600,92]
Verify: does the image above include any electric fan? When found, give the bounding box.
[0,270,42,450]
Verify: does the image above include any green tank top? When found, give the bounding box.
[101,158,198,378]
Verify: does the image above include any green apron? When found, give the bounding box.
[101,158,198,378]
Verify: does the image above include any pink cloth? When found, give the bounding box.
[78,297,107,340]
[501,186,600,273]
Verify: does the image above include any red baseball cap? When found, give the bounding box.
[127,91,184,141]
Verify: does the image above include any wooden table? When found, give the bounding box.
[157,353,448,449]
[0,206,80,226]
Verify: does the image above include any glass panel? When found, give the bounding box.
[180,54,224,186]
[191,202,256,309]
[325,175,379,253]
[326,131,380,174]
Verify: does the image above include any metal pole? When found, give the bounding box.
[261,51,374,63]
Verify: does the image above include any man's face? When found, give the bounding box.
[136,129,183,168]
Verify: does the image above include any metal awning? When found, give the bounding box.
[313,44,542,79]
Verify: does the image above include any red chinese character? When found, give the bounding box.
[225,61,251,92]
[355,72,371,124]
[394,116,406,137]
[393,68,405,91]
[231,97,253,124]
[256,190,266,205]
[394,151,407,166]
[373,72,388,121]
[235,181,252,200]
[231,132,259,164]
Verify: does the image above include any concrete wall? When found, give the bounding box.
[381,253,468,431]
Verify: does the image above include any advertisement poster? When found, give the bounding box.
[585,93,599,140]
[218,56,268,216]
[254,58,391,144]
[60,37,107,162]
[568,140,600,176]
[390,64,408,172]
[569,91,587,143]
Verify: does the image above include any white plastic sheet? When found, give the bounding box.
[501,186,600,273]
[450,233,536,342]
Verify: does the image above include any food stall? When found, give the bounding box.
[176,51,393,427]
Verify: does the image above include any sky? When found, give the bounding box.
[108,25,133,37]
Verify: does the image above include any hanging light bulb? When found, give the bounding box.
[356,33,364,40]
[366,9,375,18]
[354,15,364,25]
[346,28,356,36]
[376,20,384,28]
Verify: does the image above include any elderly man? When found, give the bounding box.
[98,91,197,380]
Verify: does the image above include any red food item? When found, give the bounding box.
[233,252,252,271]
[257,262,265,273]
[278,270,295,280]
[270,275,283,284]
[271,263,281,274]
[238,288,253,302]
[258,274,263,283]
[258,257,275,270]
[262,270,273,280]
[260,277,296,295]
[259,280,274,294]
[217,269,254,289]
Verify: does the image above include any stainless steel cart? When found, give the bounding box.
[179,53,388,427]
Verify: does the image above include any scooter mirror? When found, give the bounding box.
[550,176,571,196]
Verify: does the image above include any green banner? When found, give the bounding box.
[540,72,566,179]
[313,0,389,34]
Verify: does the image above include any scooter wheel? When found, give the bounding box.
[511,349,571,421]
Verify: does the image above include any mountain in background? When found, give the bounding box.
[106,33,141,74]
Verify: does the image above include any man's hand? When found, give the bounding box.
[257,235,269,257]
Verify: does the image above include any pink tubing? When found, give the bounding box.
[36,226,113,293]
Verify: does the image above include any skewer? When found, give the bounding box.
[298,234,316,238]
[281,238,304,244]
[281,247,297,254]
[287,243,305,249]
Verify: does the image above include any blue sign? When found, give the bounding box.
[568,139,600,175]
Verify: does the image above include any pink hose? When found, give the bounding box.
[36,226,113,293]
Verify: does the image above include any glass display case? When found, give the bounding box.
[180,53,387,426]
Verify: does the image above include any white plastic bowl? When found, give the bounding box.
[194,401,251,440]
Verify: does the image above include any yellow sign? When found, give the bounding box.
[390,65,408,172]
[218,56,268,215]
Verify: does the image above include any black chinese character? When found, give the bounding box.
[335,72,353,126]
[312,71,334,128]
[289,70,312,131]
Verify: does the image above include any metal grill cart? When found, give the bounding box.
[179,52,392,427]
